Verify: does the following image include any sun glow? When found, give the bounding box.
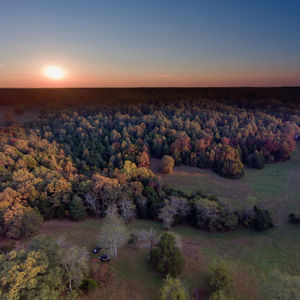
[43,65,65,80]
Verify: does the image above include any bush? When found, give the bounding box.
[128,232,138,248]
[80,278,98,293]
[208,260,233,293]
[192,197,238,232]
[208,290,230,300]
[251,206,273,231]
[160,275,189,300]
[288,213,300,224]
[150,232,184,277]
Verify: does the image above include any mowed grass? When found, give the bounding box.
[26,218,300,300]
[152,143,300,224]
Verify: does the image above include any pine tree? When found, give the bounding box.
[69,195,87,221]
[150,232,184,277]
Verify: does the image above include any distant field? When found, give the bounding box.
[151,143,300,224]
[14,218,300,300]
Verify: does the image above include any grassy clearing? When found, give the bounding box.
[3,145,299,299]
[152,143,300,224]
[14,218,299,300]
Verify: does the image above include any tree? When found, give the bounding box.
[208,260,233,293]
[160,155,175,174]
[150,232,184,277]
[158,200,177,230]
[0,250,48,300]
[98,207,128,257]
[160,275,189,300]
[137,227,157,253]
[251,206,273,231]
[57,238,89,293]
[118,198,136,223]
[69,195,87,221]
[137,151,150,168]
[27,235,65,299]
[80,278,98,293]
[5,208,43,239]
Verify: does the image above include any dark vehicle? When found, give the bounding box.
[93,246,101,254]
[98,254,110,262]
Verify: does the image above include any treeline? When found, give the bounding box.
[0,127,79,238]
[33,98,299,178]
[0,126,274,240]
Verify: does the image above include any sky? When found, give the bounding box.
[0,0,299,87]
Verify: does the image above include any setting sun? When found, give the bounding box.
[43,65,65,80]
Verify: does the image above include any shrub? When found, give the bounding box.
[160,275,189,300]
[192,197,238,232]
[251,206,273,231]
[288,213,300,224]
[150,232,184,277]
[80,278,98,293]
[208,290,230,300]
[128,232,139,248]
[208,260,233,293]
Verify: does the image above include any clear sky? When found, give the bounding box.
[0,0,299,87]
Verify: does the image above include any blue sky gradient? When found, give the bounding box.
[0,0,299,87]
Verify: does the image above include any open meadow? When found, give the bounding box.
[11,217,299,300]
[152,143,300,225]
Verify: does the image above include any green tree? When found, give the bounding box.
[69,195,87,221]
[150,232,184,277]
[160,275,189,300]
[251,206,274,231]
[208,260,233,293]
[6,208,43,239]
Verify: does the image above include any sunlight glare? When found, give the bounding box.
[43,65,65,80]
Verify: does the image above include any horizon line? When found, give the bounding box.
[0,85,300,89]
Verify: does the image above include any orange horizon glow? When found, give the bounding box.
[0,62,299,88]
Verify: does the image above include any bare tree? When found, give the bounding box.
[57,237,89,292]
[119,198,136,222]
[84,193,100,215]
[158,200,177,230]
[138,227,157,254]
[99,208,128,257]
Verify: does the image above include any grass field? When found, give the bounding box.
[152,143,300,225]
[3,144,300,299]
[14,217,299,300]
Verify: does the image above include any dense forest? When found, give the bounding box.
[1,88,299,237]
[0,88,299,299]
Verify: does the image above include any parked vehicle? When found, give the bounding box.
[98,254,110,262]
